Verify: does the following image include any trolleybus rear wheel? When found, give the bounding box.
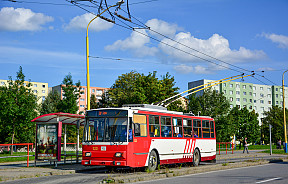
[148,150,158,171]
[193,149,200,166]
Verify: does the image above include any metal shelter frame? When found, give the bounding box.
[31,113,85,166]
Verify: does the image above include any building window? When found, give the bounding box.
[230,104,233,108]
[249,92,252,96]
[42,96,45,102]
[236,105,240,109]
[254,106,257,110]
[223,83,226,87]
[33,90,37,93]
[92,89,95,93]
[250,99,252,102]
[276,88,278,91]
[268,94,271,98]
[260,100,264,104]
[34,84,37,87]
[276,101,279,104]
[80,105,85,108]
[261,107,264,111]
[243,98,247,102]
[23,83,26,87]
[268,101,271,104]
[249,106,252,109]
[80,98,85,101]
[230,84,233,88]
[230,97,233,102]
[230,90,233,95]
[0,82,5,85]
[243,92,246,95]
[224,90,226,94]
[243,85,246,89]
[96,90,103,96]
[236,98,240,102]
[260,87,263,90]
[280,88,283,92]
[249,85,252,89]
[254,100,257,103]
[268,88,271,92]
[260,93,264,97]
[253,86,256,90]
[243,105,247,108]
[236,91,240,95]
[42,85,45,88]
[80,91,85,94]
[42,90,45,93]
[236,84,240,88]
[276,94,279,98]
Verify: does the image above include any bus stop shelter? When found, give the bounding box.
[31,113,85,166]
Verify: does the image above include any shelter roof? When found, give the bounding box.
[31,112,85,126]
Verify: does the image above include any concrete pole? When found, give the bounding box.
[282,70,288,153]
[269,124,272,155]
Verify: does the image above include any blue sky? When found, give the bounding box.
[1,0,288,93]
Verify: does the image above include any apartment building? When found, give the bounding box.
[0,79,49,104]
[52,85,109,114]
[188,79,288,125]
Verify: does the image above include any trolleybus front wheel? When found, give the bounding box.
[148,150,158,171]
[193,149,200,166]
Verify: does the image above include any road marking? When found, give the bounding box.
[256,177,282,183]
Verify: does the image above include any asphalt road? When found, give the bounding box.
[135,162,288,184]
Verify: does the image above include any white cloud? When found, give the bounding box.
[174,64,212,74]
[159,33,266,63]
[64,13,114,32]
[146,19,181,38]
[0,7,53,31]
[262,33,288,48]
[105,18,266,72]
[105,29,158,56]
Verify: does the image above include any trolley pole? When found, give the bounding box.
[282,69,288,153]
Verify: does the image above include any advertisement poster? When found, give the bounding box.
[36,124,58,160]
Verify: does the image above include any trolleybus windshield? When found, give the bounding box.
[84,110,129,142]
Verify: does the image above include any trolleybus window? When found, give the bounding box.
[202,120,210,138]
[172,118,183,137]
[133,114,147,137]
[183,119,192,137]
[210,121,215,138]
[83,117,128,142]
[149,115,160,137]
[193,119,202,138]
[161,117,172,137]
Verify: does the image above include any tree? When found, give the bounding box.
[106,71,179,108]
[58,73,81,114]
[228,107,260,144]
[262,106,287,144]
[90,94,98,109]
[57,73,81,143]
[40,90,61,115]
[0,67,38,151]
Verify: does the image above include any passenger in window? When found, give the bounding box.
[176,133,182,137]
[192,130,198,138]
[162,126,171,137]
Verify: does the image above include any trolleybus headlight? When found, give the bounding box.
[85,152,91,157]
[115,152,122,157]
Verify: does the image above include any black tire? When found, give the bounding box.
[193,149,200,166]
[148,150,158,171]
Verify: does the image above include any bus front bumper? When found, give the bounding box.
[82,160,126,166]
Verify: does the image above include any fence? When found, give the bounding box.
[0,143,82,167]
[0,143,34,167]
[217,142,235,155]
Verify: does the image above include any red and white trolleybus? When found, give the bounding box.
[82,104,216,170]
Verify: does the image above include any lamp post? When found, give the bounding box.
[86,3,119,110]
[282,69,288,153]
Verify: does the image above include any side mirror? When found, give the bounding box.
[134,123,140,136]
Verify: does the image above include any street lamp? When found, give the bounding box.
[282,69,288,153]
[86,3,121,110]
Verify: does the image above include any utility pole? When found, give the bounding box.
[282,69,288,153]
[269,124,272,155]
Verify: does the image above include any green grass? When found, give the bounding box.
[261,149,288,155]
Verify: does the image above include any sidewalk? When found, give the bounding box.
[0,150,286,182]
